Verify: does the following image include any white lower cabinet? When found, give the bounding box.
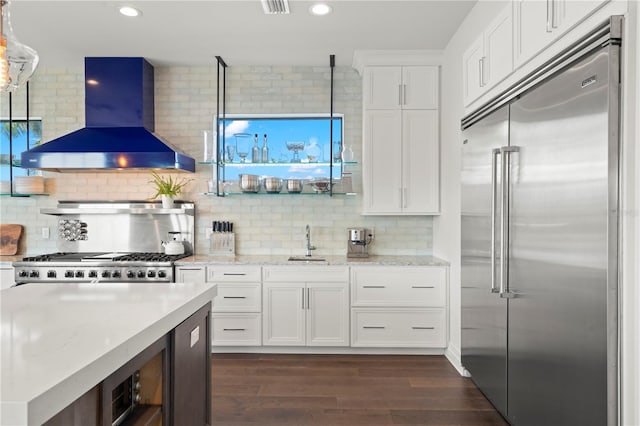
[262,266,349,347]
[350,265,448,348]
[174,266,206,284]
[208,265,262,346]
[352,308,446,348]
[1,266,15,290]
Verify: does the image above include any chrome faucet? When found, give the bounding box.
[305,224,316,257]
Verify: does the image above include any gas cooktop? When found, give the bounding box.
[20,252,190,263]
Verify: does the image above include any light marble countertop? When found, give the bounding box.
[176,254,450,267]
[0,281,217,426]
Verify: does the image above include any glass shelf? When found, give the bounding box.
[204,191,356,196]
[198,161,357,166]
[0,193,49,197]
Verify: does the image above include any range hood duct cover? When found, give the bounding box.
[21,57,195,172]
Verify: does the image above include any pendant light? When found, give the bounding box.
[0,0,39,92]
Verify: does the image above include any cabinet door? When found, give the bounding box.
[172,304,210,426]
[513,0,555,67]
[363,110,403,214]
[402,110,439,214]
[0,267,15,290]
[562,0,609,31]
[363,67,402,109]
[262,283,305,346]
[306,283,349,346]
[462,35,484,106]
[484,5,513,88]
[402,66,439,109]
[175,266,206,284]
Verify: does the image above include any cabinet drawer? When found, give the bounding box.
[207,265,261,282]
[351,266,446,307]
[212,313,261,346]
[351,308,446,348]
[212,283,261,312]
[263,266,349,283]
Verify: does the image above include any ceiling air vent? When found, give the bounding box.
[261,0,290,14]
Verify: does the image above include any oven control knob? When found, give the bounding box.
[126,270,135,279]
[65,270,74,278]
[47,270,57,278]
[75,271,84,278]
[101,270,111,278]
[112,270,121,278]
[157,270,167,278]
[137,270,145,278]
[18,270,28,278]
[88,270,98,278]
[29,270,39,278]
[147,270,156,278]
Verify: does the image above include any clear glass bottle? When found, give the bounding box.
[262,134,269,163]
[251,133,261,163]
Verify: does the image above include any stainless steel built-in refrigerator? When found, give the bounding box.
[461,16,621,426]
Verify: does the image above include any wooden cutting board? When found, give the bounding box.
[0,224,23,255]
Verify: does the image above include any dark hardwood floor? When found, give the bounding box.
[211,354,509,426]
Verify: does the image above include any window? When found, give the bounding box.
[0,118,42,181]
[217,114,344,182]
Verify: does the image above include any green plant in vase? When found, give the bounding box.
[149,171,193,208]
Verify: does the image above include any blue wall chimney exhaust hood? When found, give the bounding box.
[22,57,195,172]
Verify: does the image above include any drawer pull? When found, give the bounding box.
[411,286,435,289]
[363,326,386,329]
[223,328,246,331]
[223,296,247,299]
[412,326,435,330]
[363,285,386,288]
[223,273,247,276]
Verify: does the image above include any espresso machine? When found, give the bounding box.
[347,227,373,258]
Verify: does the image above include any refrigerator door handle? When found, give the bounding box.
[491,148,501,293]
[500,146,519,299]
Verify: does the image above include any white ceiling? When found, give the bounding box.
[10,0,476,68]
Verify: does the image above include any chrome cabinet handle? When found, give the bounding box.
[551,0,558,29]
[411,286,435,289]
[546,0,553,32]
[412,326,435,330]
[500,146,519,299]
[491,148,501,293]
[363,285,385,288]
[398,84,403,105]
[223,296,246,299]
[479,57,486,87]
[301,288,305,309]
[363,326,385,329]
[307,288,310,310]
[403,84,407,106]
[223,273,246,276]
[223,328,246,331]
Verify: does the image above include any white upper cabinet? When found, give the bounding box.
[514,0,610,67]
[463,4,513,106]
[364,66,439,110]
[362,65,440,215]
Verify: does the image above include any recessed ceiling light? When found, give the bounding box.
[310,3,332,16]
[119,6,141,17]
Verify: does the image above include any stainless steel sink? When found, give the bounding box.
[287,256,327,262]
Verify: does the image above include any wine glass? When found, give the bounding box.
[286,141,305,163]
[225,145,235,163]
[234,133,251,163]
